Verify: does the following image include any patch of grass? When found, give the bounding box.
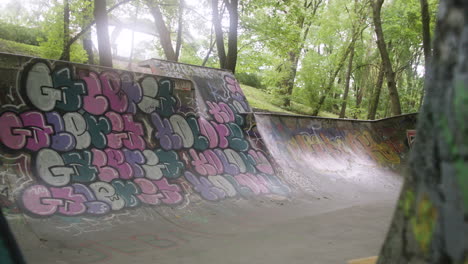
[241,84,338,118]
[0,38,41,57]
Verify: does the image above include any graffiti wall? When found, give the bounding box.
[139,59,250,116]
[0,54,289,218]
[255,113,417,191]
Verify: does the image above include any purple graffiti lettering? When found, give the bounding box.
[184,171,225,201]
[121,73,143,114]
[80,71,110,115]
[224,75,244,96]
[20,111,53,151]
[0,112,30,150]
[100,72,129,113]
[122,114,146,150]
[235,173,270,195]
[214,149,239,175]
[22,185,61,216]
[207,101,235,123]
[189,149,220,176]
[92,149,119,182]
[153,178,184,205]
[123,149,145,178]
[134,178,164,205]
[49,186,87,215]
[46,112,76,151]
[72,183,111,214]
[105,149,133,179]
[208,175,237,197]
[198,117,218,149]
[151,113,182,150]
[248,150,274,175]
[211,122,229,148]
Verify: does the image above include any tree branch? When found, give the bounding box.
[59,0,132,61]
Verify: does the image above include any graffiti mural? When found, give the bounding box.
[255,114,417,174]
[139,59,250,116]
[0,57,289,217]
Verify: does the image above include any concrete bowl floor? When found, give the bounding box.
[9,192,399,264]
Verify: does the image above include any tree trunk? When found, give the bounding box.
[94,0,113,67]
[224,0,238,73]
[147,0,177,61]
[82,0,94,64]
[281,51,300,107]
[419,0,432,106]
[367,62,384,120]
[339,43,355,118]
[59,0,131,61]
[420,0,432,70]
[312,41,353,116]
[212,0,226,68]
[280,0,322,108]
[60,0,70,61]
[175,0,184,60]
[372,0,401,116]
[377,1,468,263]
[83,34,94,64]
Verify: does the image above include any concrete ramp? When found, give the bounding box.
[0,54,416,264]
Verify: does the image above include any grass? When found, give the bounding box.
[241,84,338,118]
[0,38,338,119]
[0,38,41,57]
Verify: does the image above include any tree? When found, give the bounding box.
[94,0,113,67]
[377,0,468,262]
[212,0,238,73]
[372,0,402,116]
[419,0,432,106]
[61,0,70,61]
[58,0,132,62]
[82,0,95,64]
[367,62,384,120]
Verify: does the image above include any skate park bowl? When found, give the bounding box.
[0,53,417,264]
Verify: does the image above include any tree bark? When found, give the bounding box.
[147,0,177,61]
[419,0,432,106]
[339,43,355,118]
[377,1,468,263]
[82,0,94,64]
[372,0,402,116]
[224,0,238,73]
[94,0,113,67]
[420,0,432,70]
[175,0,184,60]
[212,0,226,69]
[367,62,384,120]
[60,0,70,61]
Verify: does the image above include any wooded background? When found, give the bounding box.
[0,0,438,119]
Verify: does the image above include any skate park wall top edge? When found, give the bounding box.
[0,53,416,222]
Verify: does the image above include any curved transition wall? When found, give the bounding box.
[0,54,417,263]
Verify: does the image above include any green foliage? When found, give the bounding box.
[0,38,42,57]
[0,21,45,46]
[37,2,87,63]
[235,72,265,89]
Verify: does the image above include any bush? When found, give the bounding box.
[235,72,265,89]
[0,21,45,46]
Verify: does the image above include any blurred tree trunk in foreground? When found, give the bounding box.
[377,0,468,263]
